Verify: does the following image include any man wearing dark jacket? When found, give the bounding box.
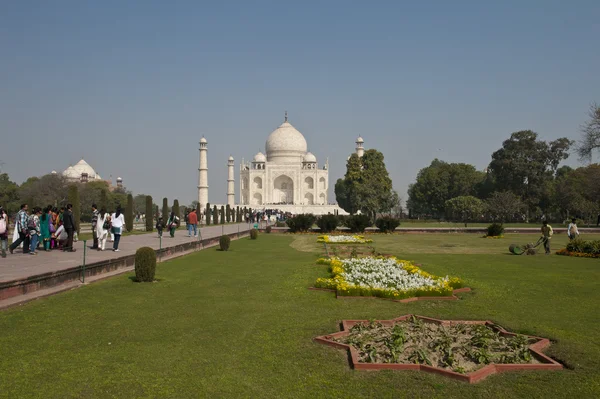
[62,204,76,252]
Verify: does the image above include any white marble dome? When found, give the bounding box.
[63,159,101,180]
[253,152,266,162]
[303,152,317,163]
[200,137,207,144]
[265,121,308,163]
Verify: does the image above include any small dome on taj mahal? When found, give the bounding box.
[253,152,266,163]
[303,152,317,163]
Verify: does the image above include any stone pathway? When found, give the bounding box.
[0,223,251,283]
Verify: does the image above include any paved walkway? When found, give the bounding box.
[0,223,251,283]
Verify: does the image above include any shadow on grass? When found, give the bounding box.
[127,276,164,283]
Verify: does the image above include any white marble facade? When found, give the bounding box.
[239,116,330,207]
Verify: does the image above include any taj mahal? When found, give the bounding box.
[198,114,365,215]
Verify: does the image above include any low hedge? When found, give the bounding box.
[286,214,316,233]
[344,214,372,233]
[487,223,504,237]
[557,239,600,258]
[316,214,339,233]
[375,216,400,233]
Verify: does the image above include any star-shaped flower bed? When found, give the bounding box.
[314,314,562,383]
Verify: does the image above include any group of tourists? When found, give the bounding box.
[0,203,126,257]
[156,211,181,238]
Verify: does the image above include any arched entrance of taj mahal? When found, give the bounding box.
[273,175,294,204]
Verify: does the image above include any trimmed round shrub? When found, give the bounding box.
[250,228,258,240]
[275,221,286,227]
[286,214,316,233]
[487,223,505,237]
[317,214,339,233]
[219,235,231,251]
[344,214,372,233]
[265,226,272,234]
[375,216,400,233]
[135,246,156,282]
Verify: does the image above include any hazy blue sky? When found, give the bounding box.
[1,1,599,206]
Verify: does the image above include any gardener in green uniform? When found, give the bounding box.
[541,221,553,255]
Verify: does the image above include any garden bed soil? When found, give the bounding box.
[314,314,562,383]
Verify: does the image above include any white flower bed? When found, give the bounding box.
[328,235,364,243]
[340,257,447,291]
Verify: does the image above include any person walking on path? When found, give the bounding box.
[91,204,99,249]
[111,207,125,252]
[9,204,30,254]
[0,206,9,258]
[167,211,179,238]
[96,208,110,251]
[187,209,198,237]
[156,216,164,237]
[39,205,51,251]
[567,218,579,241]
[62,204,77,252]
[541,221,553,255]
[28,207,42,255]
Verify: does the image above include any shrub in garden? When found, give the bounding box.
[275,221,286,227]
[206,203,211,225]
[220,206,225,224]
[286,214,316,233]
[226,205,231,222]
[135,246,156,282]
[145,195,153,231]
[344,214,371,233]
[565,238,600,255]
[213,205,218,225]
[219,235,231,251]
[375,216,400,233]
[266,225,272,233]
[250,228,258,239]
[487,223,505,237]
[317,214,339,233]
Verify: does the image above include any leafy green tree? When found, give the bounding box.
[577,103,600,162]
[0,173,20,214]
[485,192,525,223]
[67,184,81,234]
[133,194,149,215]
[407,159,485,218]
[335,150,395,221]
[553,164,600,223]
[125,194,134,232]
[487,130,572,218]
[444,196,484,227]
[162,198,169,219]
[173,200,180,222]
[99,188,108,211]
[145,196,153,231]
[19,174,69,210]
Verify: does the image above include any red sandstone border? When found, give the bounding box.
[314,314,562,383]
[308,287,471,303]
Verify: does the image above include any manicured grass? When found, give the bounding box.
[1,234,599,398]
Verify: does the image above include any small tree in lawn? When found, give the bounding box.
[173,199,180,223]
[162,198,169,220]
[226,204,231,223]
[99,189,108,211]
[485,191,525,224]
[213,205,218,224]
[445,196,484,227]
[145,195,153,231]
[135,247,156,282]
[125,194,134,232]
[67,184,81,234]
[206,203,211,225]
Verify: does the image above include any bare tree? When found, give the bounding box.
[577,103,600,163]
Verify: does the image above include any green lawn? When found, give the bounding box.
[1,234,599,398]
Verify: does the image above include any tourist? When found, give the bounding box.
[0,206,8,258]
[53,224,68,249]
[167,211,179,238]
[188,209,198,237]
[96,208,110,251]
[62,204,76,252]
[9,204,30,255]
[541,221,553,255]
[111,207,125,252]
[91,204,99,249]
[28,207,42,255]
[156,216,164,237]
[49,207,59,249]
[567,218,579,241]
[39,205,52,251]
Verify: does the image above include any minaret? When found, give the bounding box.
[198,137,208,207]
[355,136,365,157]
[227,155,235,207]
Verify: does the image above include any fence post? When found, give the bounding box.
[82,240,87,283]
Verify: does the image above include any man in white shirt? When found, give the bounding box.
[567,218,579,241]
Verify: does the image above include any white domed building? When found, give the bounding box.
[238,115,334,211]
[59,159,123,189]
